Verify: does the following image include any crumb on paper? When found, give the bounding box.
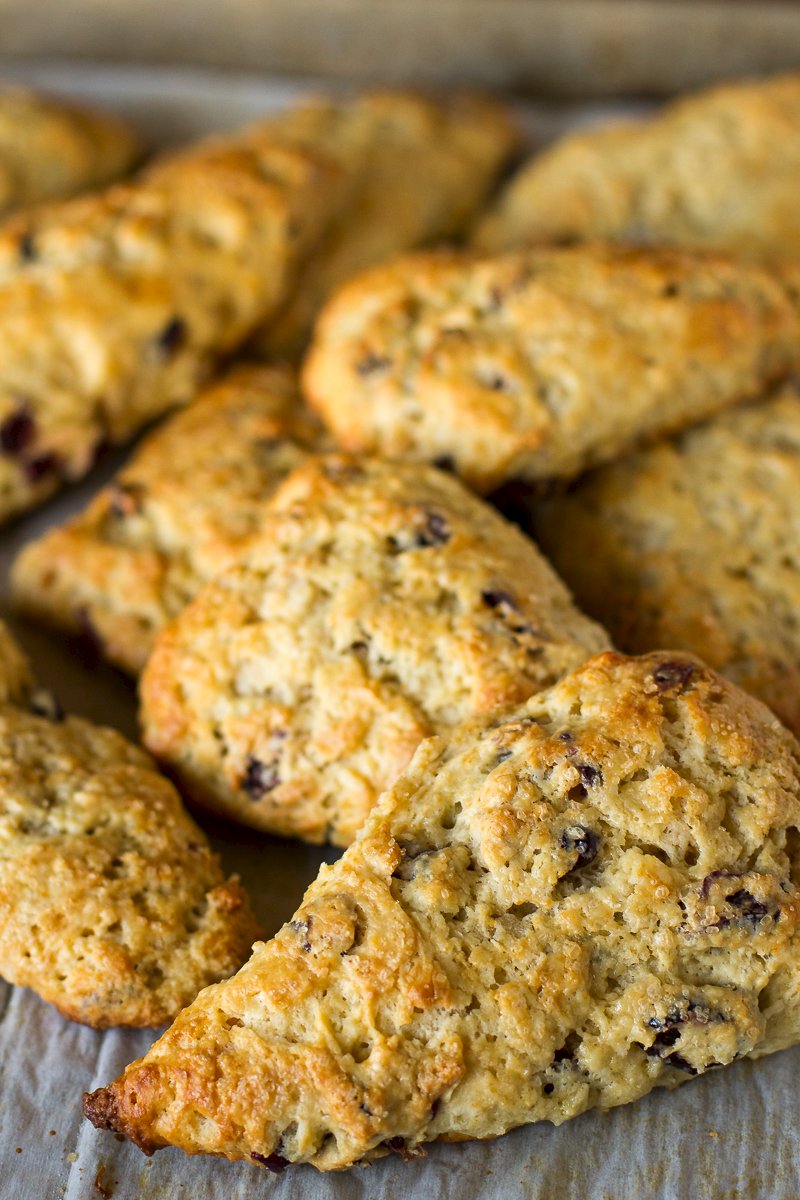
[67,1152,78,1163]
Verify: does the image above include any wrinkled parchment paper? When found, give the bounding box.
[0,62,794,1200]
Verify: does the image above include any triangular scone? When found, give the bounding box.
[252,90,518,360]
[12,364,329,675]
[139,455,610,845]
[0,87,141,218]
[474,73,800,258]
[0,702,260,1027]
[520,382,800,738]
[85,651,800,1169]
[302,243,800,492]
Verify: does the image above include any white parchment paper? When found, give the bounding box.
[0,62,793,1200]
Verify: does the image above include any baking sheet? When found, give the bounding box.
[0,61,795,1200]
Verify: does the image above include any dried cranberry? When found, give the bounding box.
[288,918,312,952]
[155,316,187,356]
[24,452,61,484]
[727,890,770,923]
[481,588,518,612]
[652,661,695,693]
[243,757,280,799]
[416,510,450,547]
[560,825,600,869]
[250,1151,289,1173]
[432,454,456,472]
[578,764,602,789]
[0,409,35,455]
[356,352,391,376]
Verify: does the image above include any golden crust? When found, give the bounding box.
[11,364,329,675]
[0,617,35,705]
[302,243,800,493]
[0,111,343,525]
[139,454,609,846]
[87,651,800,1168]
[474,73,800,257]
[0,87,141,218]
[0,702,260,1028]
[522,382,800,737]
[252,89,518,360]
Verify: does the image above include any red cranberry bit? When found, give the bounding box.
[559,824,600,870]
[243,757,280,799]
[652,660,695,693]
[0,409,35,455]
[24,452,61,484]
[356,351,391,376]
[155,316,187,356]
[250,1152,289,1174]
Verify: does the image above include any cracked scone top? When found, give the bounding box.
[12,364,329,676]
[302,243,800,492]
[139,455,610,846]
[0,700,260,1028]
[474,73,800,258]
[0,87,141,218]
[521,383,800,739]
[86,652,800,1169]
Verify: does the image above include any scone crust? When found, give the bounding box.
[0,87,141,218]
[527,383,800,737]
[87,652,800,1168]
[302,243,800,492]
[0,703,260,1028]
[474,72,800,257]
[0,618,35,706]
[253,89,518,359]
[140,454,609,845]
[12,364,328,675]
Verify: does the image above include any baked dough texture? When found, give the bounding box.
[302,243,800,492]
[0,701,260,1028]
[474,73,800,258]
[139,455,610,846]
[0,111,343,525]
[252,90,518,359]
[0,87,141,218]
[523,383,800,738]
[11,364,328,675]
[85,651,800,1169]
[0,617,36,705]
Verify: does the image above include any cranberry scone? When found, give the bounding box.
[12,364,328,675]
[139,455,610,846]
[302,243,800,492]
[517,382,800,738]
[0,110,343,524]
[86,651,800,1168]
[474,72,800,258]
[0,87,141,218]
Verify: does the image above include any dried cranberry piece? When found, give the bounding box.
[432,454,456,472]
[356,351,391,376]
[416,510,450,547]
[155,316,187,356]
[243,757,280,799]
[288,918,312,952]
[577,764,602,789]
[481,588,518,612]
[250,1151,289,1174]
[560,825,600,870]
[0,409,35,455]
[727,889,770,923]
[646,1027,681,1055]
[652,660,695,693]
[24,452,61,484]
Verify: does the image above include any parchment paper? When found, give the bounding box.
[0,62,794,1200]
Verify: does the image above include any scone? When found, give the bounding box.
[0,87,141,218]
[85,651,800,1169]
[139,455,610,846]
[252,90,518,360]
[474,72,800,258]
[12,364,328,675]
[0,618,36,705]
[302,243,800,492]
[519,382,800,738]
[0,110,343,525]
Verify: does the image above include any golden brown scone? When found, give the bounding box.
[520,382,800,738]
[11,364,329,675]
[0,701,260,1028]
[474,73,800,258]
[302,243,800,493]
[251,90,518,360]
[0,87,141,218]
[85,651,800,1169]
[0,112,343,525]
[139,455,610,846]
